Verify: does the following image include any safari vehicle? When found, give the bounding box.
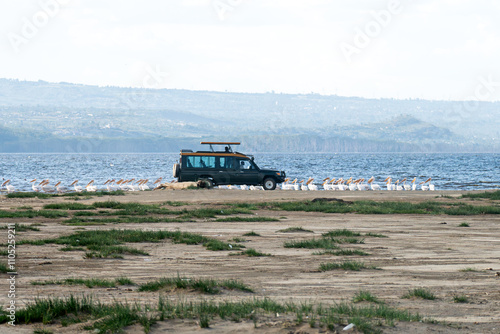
[173,142,286,190]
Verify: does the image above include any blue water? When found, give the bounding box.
[0,153,499,191]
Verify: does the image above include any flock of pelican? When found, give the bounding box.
[278,177,435,191]
[218,177,435,191]
[0,178,164,194]
[1,176,435,193]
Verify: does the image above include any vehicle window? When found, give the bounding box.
[185,156,216,168]
[237,159,254,170]
[217,156,233,169]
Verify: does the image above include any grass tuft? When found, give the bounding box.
[458,222,470,227]
[277,226,314,233]
[137,276,252,294]
[353,290,383,304]
[453,295,469,303]
[402,288,436,300]
[231,248,272,257]
[313,249,369,256]
[243,231,260,237]
[319,261,374,272]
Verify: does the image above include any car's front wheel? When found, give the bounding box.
[263,178,276,190]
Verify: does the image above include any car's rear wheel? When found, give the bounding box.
[263,178,276,190]
[198,178,214,189]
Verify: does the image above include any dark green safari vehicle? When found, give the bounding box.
[173,142,286,190]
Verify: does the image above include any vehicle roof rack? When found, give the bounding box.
[200,142,240,145]
[200,142,241,153]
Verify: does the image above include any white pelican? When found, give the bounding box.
[128,179,141,191]
[367,177,380,191]
[292,179,300,191]
[308,179,318,191]
[153,177,163,187]
[54,181,67,193]
[300,179,309,191]
[327,178,337,191]
[240,184,249,190]
[86,180,97,192]
[428,178,435,191]
[119,179,130,191]
[420,178,432,191]
[337,178,347,191]
[348,178,357,191]
[281,178,292,190]
[411,177,417,191]
[105,179,115,192]
[395,180,403,191]
[140,179,150,191]
[71,180,83,193]
[2,180,16,193]
[385,177,395,191]
[30,179,42,192]
[322,178,331,190]
[357,178,369,191]
[401,178,411,191]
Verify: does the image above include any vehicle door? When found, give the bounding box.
[231,158,260,185]
[213,156,232,185]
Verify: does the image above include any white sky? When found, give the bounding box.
[1,0,500,101]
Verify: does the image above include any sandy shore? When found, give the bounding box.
[0,189,499,333]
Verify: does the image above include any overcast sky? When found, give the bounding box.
[1,0,499,101]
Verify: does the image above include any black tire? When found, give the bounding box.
[198,178,214,189]
[262,178,276,191]
[172,163,180,178]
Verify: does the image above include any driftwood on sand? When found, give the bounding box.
[153,181,198,190]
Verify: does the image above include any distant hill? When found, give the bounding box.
[0,78,498,152]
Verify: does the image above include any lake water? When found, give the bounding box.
[0,153,498,191]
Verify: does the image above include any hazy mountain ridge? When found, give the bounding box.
[0,79,498,152]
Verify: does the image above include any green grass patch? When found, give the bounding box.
[23,229,243,257]
[231,248,272,257]
[461,190,500,200]
[319,261,374,272]
[313,249,369,256]
[284,238,339,249]
[0,262,9,273]
[364,232,388,238]
[402,288,436,300]
[453,295,469,303]
[215,216,279,222]
[261,199,500,215]
[62,216,189,225]
[6,190,125,199]
[243,231,260,237]
[458,222,470,227]
[353,290,383,304]
[31,277,134,288]
[231,237,246,243]
[59,246,85,252]
[33,327,53,334]
[43,203,94,210]
[0,223,40,232]
[322,229,361,237]
[0,294,428,333]
[0,209,68,219]
[277,226,314,233]
[137,276,253,294]
[163,201,189,206]
[459,267,479,272]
